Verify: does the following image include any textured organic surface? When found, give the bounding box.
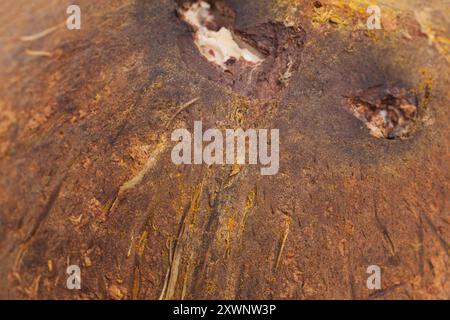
[0,0,448,299]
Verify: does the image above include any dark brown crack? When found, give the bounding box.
[23,178,65,244]
[177,0,306,99]
[344,85,419,139]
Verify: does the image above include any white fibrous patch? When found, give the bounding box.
[179,1,264,70]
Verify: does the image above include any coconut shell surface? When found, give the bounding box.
[0,0,448,299]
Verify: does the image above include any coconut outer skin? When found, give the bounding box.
[0,0,449,299]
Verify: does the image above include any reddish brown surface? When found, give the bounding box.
[0,0,448,299]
